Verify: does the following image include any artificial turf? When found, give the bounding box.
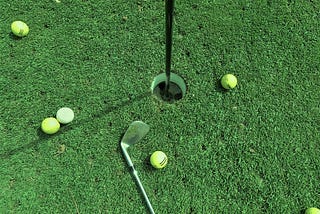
[1,0,320,213]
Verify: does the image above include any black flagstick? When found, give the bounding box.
[164,0,174,99]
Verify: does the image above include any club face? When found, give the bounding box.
[121,121,150,148]
[120,121,150,168]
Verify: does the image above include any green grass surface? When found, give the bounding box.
[1,0,320,213]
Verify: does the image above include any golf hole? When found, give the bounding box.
[151,73,186,103]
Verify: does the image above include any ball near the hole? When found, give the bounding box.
[41,117,60,134]
[221,74,237,89]
[150,151,168,169]
[56,107,74,124]
[305,208,320,214]
[11,21,29,37]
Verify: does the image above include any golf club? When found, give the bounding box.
[164,0,175,99]
[120,121,155,214]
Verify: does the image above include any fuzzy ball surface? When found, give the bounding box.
[150,151,168,169]
[305,208,320,214]
[221,74,237,89]
[41,117,60,134]
[11,21,29,37]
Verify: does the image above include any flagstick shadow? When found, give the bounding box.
[0,91,150,159]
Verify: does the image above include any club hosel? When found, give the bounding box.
[129,165,137,175]
[125,155,134,168]
[121,146,134,168]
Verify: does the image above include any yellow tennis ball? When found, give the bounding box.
[221,74,237,89]
[305,208,320,214]
[41,117,60,134]
[11,21,29,37]
[150,151,168,169]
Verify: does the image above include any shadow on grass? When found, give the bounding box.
[215,77,229,93]
[0,91,150,159]
[9,32,24,40]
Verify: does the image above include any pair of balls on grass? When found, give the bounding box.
[11,21,29,37]
[41,107,74,134]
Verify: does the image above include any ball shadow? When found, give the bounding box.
[215,77,228,93]
[9,32,23,40]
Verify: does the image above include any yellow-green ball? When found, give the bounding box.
[150,151,168,169]
[221,74,237,89]
[11,21,29,37]
[305,208,320,214]
[41,117,60,134]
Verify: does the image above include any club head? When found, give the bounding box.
[120,121,150,168]
[119,121,154,214]
[121,121,150,148]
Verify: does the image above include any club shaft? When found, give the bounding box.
[131,167,155,214]
[165,0,175,96]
